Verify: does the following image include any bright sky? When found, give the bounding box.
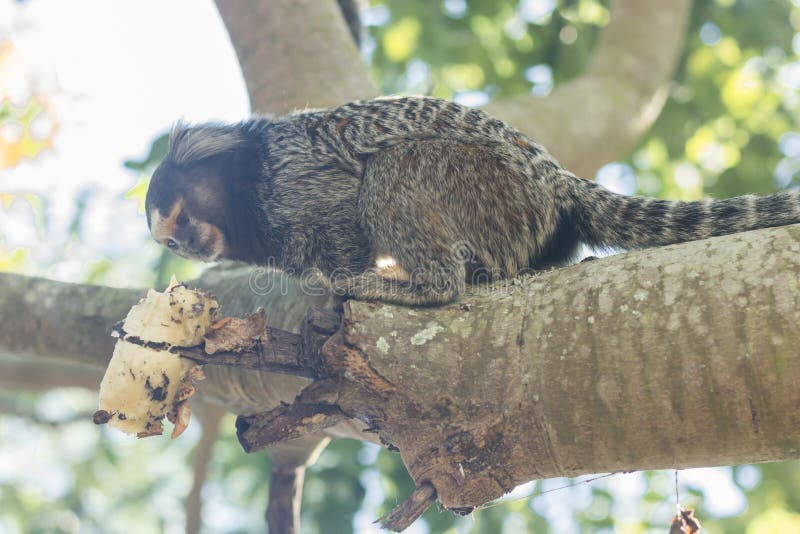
[0,0,248,285]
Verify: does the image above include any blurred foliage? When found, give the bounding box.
[0,38,57,275]
[2,0,800,533]
[367,0,606,100]
[0,41,58,169]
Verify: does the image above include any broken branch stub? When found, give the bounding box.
[177,309,319,378]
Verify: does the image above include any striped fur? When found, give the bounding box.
[566,174,800,250]
[146,96,800,305]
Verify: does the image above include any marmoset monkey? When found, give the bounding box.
[146,96,800,305]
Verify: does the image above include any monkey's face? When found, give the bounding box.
[146,163,229,262]
[148,199,227,261]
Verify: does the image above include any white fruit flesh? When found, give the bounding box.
[97,277,217,436]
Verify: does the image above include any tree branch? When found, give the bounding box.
[266,464,306,534]
[3,226,800,529]
[0,274,141,369]
[324,224,800,514]
[215,0,691,173]
[199,225,800,530]
[265,435,331,534]
[213,0,378,114]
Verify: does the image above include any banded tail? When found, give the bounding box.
[565,173,800,250]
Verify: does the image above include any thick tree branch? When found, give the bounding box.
[185,225,800,530]
[0,275,141,369]
[214,0,378,114]
[3,226,800,529]
[4,225,800,458]
[319,224,800,517]
[486,0,692,175]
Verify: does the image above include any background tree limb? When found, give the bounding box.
[214,0,378,114]
[216,0,691,175]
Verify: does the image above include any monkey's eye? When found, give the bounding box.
[166,239,178,249]
[176,212,188,227]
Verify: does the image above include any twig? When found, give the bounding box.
[236,380,346,453]
[266,464,306,534]
[112,320,319,378]
[377,482,437,532]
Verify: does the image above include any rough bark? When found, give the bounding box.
[329,225,800,509]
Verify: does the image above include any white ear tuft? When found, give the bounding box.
[167,121,244,166]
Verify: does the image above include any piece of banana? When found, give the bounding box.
[93,277,218,438]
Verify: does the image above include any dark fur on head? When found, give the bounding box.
[146,96,800,305]
[145,121,271,263]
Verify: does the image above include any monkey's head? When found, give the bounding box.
[145,122,259,262]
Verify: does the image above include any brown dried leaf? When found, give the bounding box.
[670,508,701,534]
[174,382,196,404]
[164,366,206,438]
[170,401,192,439]
[203,309,267,354]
